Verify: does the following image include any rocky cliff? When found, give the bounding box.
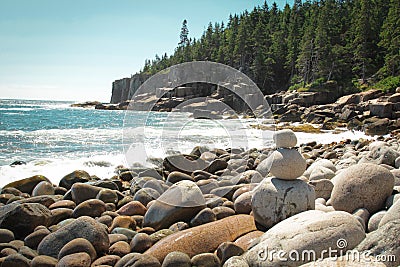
[110,74,149,104]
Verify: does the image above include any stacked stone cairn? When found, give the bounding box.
[252,129,315,228]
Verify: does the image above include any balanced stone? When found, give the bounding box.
[251,177,315,228]
[273,129,297,148]
[256,148,306,180]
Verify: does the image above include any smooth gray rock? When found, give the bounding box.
[256,149,306,180]
[273,129,297,148]
[251,177,315,228]
[356,219,400,267]
[330,163,394,213]
[245,210,366,266]
[37,216,109,258]
[143,180,206,230]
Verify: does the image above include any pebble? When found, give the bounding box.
[130,233,153,253]
[58,237,97,261]
[161,251,191,267]
[57,252,91,267]
[72,199,106,218]
[190,253,220,267]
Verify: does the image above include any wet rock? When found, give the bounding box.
[24,228,51,249]
[109,216,136,232]
[72,199,106,218]
[32,181,55,196]
[59,170,91,190]
[50,208,73,225]
[109,241,131,257]
[31,255,58,267]
[96,189,118,204]
[57,252,91,267]
[212,206,236,220]
[58,237,97,261]
[143,180,205,230]
[190,253,220,267]
[130,233,153,253]
[3,175,50,194]
[0,203,52,239]
[116,201,147,216]
[330,163,394,213]
[91,254,121,266]
[216,241,244,265]
[48,200,76,210]
[252,177,315,228]
[166,171,194,184]
[133,188,160,207]
[37,216,109,258]
[2,253,31,267]
[0,229,14,243]
[190,208,216,227]
[70,183,103,204]
[162,251,191,267]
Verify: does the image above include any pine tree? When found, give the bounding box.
[178,19,190,47]
[379,0,400,76]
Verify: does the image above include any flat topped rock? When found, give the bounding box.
[273,129,297,148]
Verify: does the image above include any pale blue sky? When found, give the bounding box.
[0,0,292,101]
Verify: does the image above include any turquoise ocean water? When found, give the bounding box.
[0,99,368,186]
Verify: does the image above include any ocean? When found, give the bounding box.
[0,99,371,187]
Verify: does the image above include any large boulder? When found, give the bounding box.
[356,219,400,267]
[144,215,256,262]
[245,210,366,266]
[143,180,206,230]
[256,149,306,180]
[0,203,52,239]
[330,163,394,213]
[251,177,315,229]
[37,216,109,258]
[3,175,50,194]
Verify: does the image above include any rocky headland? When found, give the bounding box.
[0,129,399,266]
[76,75,400,136]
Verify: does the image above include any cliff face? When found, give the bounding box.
[110,74,149,104]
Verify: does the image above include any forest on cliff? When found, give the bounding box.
[139,0,399,95]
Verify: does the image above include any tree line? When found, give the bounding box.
[141,0,399,95]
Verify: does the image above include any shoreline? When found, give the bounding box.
[0,132,398,265]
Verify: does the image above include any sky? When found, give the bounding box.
[0,0,293,102]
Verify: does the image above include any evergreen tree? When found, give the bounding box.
[178,19,190,47]
[379,0,400,76]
